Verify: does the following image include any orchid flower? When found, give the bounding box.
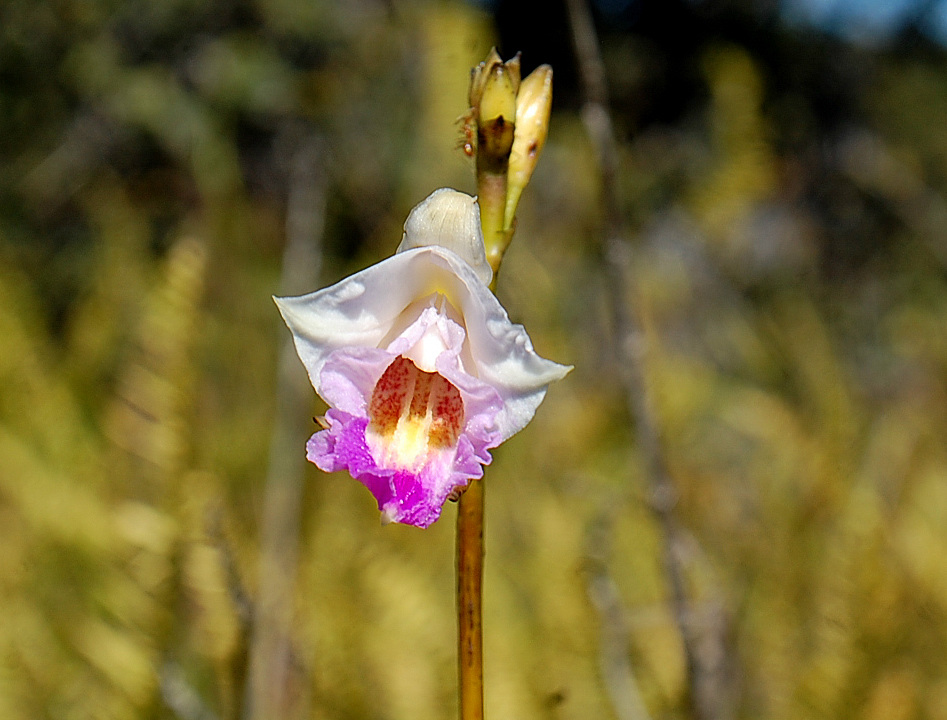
[275,188,570,528]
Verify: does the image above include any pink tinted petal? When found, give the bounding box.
[454,434,489,479]
[386,303,466,373]
[386,295,505,450]
[305,401,497,529]
[320,347,396,414]
[319,306,504,454]
[307,411,399,516]
[320,310,504,527]
[387,466,449,528]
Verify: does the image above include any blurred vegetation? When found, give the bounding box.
[3,0,947,719]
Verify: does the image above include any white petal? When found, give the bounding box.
[275,246,482,396]
[396,188,493,286]
[446,262,573,442]
[275,245,570,438]
[394,304,464,373]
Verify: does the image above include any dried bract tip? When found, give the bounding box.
[469,48,520,110]
[505,52,523,95]
[468,47,502,108]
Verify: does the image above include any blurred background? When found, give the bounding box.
[3,0,947,718]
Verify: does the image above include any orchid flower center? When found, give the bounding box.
[366,356,464,470]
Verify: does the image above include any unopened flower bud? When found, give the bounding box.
[505,65,553,227]
[465,50,549,272]
[475,60,519,168]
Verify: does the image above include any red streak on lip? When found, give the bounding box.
[369,356,464,449]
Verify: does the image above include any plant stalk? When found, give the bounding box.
[456,477,485,720]
[458,181,507,720]
[460,49,521,719]
[477,170,510,274]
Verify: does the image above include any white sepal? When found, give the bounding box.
[396,188,493,287]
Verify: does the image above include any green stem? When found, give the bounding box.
[477,171,510,274]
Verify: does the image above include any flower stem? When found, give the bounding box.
[457,222,504,720]
[478,170,511,274]
[460,47,529,720]
[456,477,485,720]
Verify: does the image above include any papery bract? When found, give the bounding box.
[276,188,570,528]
